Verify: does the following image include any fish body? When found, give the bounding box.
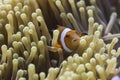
[55,26,86,56]
[50,26,86,66]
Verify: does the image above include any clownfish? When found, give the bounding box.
[54,26,87,57]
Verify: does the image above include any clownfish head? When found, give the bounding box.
[56,26,87,53]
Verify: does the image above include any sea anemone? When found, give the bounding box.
[0,0,120,80]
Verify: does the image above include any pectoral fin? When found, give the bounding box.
[55,43,62,48]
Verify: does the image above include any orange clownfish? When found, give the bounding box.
[55,26,87,57]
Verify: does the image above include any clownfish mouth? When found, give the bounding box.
[60,28,73,53]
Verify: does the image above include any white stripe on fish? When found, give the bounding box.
[60,28,73,53]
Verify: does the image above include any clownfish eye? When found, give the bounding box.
[65,34,69,38]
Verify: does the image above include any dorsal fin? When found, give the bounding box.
[79,33,88,37]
